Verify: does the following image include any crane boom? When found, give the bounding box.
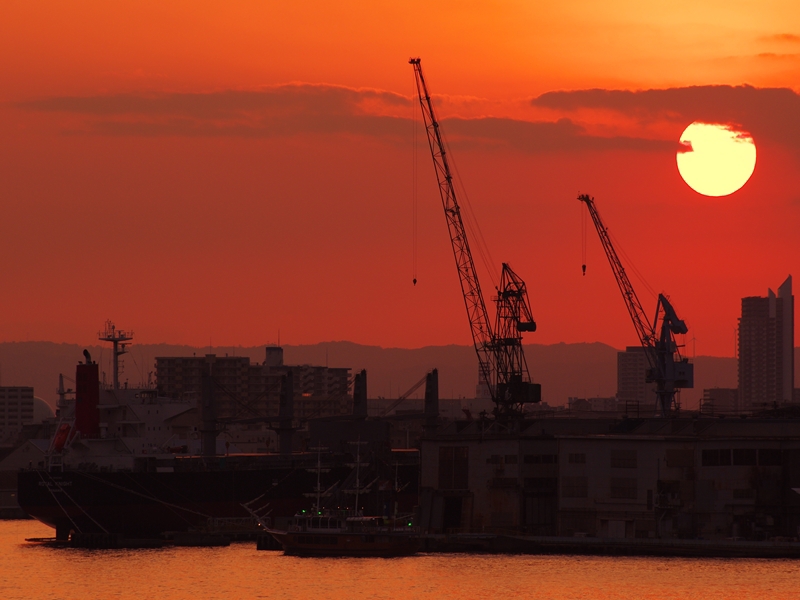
[411,58,540,416]
[578,194,656,349]
[578,194,693,416]
[410,58,495,398]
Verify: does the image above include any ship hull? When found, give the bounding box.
[268,529,420,557]
[18,459,419,540]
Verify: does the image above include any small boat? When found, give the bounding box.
[261,441,419,557]
[266,510,420,557]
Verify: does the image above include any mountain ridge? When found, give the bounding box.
[0,340,757,411]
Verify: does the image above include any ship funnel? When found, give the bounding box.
[75,360,100,438]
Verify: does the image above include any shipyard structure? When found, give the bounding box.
[419,417,800,542]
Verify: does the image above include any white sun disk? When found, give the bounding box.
[676,122,756,197]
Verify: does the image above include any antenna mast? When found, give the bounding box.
[98,320,134,390]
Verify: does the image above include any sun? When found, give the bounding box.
[676,122,756,197]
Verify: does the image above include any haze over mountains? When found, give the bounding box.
[0,340,759,412]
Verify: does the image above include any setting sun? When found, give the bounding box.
[676,122,757,197]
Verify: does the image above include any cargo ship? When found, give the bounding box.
[17,325,420,543]
[19,451,421,542]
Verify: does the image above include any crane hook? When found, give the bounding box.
[582,264,586,276]
[413,278,417,286]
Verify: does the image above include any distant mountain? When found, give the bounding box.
[283,341,618,411]
[0,340,763,411]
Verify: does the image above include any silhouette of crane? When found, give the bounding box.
[578,193,693,416]
[410,57,540,419]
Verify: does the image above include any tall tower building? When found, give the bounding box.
[738,275,794,411]
[617,346,656,407]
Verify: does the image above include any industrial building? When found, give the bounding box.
[700,388,740,415]
[419,417,800,541]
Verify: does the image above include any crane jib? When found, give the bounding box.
[411,57,540,417]
[578,193,693,416]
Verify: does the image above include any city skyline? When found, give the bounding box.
[0,2,798,357]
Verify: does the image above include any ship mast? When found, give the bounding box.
[350,437,368,515]
[98,320,134,390]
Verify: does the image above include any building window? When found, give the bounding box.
[504,455,518,465]
[524,454,557,464]
[439,446,469,490]
[562,476,588,498]
[665,449,695,468]
[525,477,557,488]
[732,449,757,466]
[568,453,586,464]
[758,449,782,466]
[610,477,638,499]
[490,477,517,489]
[610,449,637,469]
[702,449,732,466]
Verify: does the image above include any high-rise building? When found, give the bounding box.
[738,275,794,411]
[616,346,656,407]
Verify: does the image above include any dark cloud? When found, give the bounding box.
[531,85,800,150]
[16,84,680,153]
[84,113,413,139]
[17,84,413,139]
[444,117,677,153]
[757,52,800,60]
[761,33,800,44]
[19,84,410,118]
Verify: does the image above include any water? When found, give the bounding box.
[1,520,799,600]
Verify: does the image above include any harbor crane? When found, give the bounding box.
[577,194,693,416]
[411,57,540,419]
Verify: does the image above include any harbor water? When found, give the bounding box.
[1,520,798,600]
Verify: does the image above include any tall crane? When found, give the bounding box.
[410,58,540,418]
[577,194,693,416]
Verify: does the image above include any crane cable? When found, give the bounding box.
[410,79,497,291]
[582,196,657,301]
[581,201,587,275]
[411,82,418,286]
[444,134,499,290]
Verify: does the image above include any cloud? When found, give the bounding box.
[20,84,410,117]
[757,52,800,61]
[443,117,677,153]
[17,84,413,138]
[15,84,682,153]
[760,33,800,44]
[531,85,800,151]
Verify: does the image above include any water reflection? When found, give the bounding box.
[1,521,798,600]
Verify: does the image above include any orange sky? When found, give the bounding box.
[0,1,799,358]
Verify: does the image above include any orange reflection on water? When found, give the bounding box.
[2,521,799,600]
